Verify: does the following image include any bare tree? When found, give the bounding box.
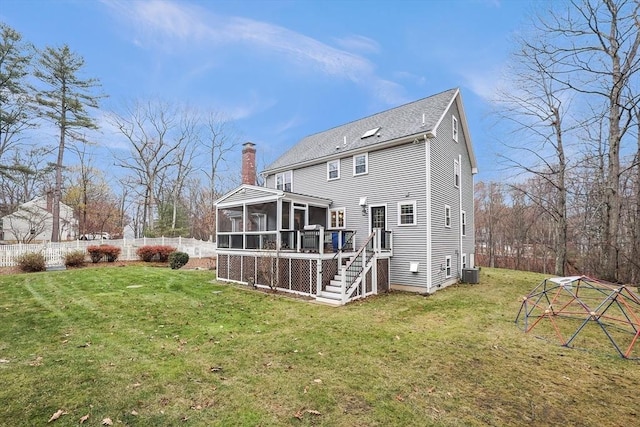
[111,100,179,235]
[199,111,240,239]
[495,35,575,275]
[524,0,640,281]
[0,146,53,212]
[4,204,48,243]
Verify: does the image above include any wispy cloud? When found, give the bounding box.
[102,0,406,105]
[333,35,381,55]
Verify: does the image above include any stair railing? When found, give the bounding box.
[340,230,377,303]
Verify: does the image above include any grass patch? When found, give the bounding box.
[0,266,638,426]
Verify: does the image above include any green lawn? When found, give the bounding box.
[0,266,638,426]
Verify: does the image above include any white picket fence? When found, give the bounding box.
[0,237,217,267]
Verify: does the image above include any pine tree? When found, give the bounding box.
[34,45,103,241]
[0,24,35,178]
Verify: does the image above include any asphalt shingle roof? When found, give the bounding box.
[264,88,458,172]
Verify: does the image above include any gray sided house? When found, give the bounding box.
[215,88,477,305]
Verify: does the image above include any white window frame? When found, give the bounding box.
[397,201,417,226]
[327,160,340,181]
[445,204,451,228]
[329,207,346,229]
[461,210,467,236]
[462,253,467,269]
[275,171,293,192]
[353,153,368,176]
[454,160,460,188]
[452,115,459,142]
[445,256,452,278]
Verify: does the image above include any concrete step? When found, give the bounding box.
[314,296,342,306]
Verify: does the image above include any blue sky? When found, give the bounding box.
[1,0,540,184]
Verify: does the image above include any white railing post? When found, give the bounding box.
[341,266,347,304]
[316,259,323,297]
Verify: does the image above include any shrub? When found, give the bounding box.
[17,252,46,273]
[87,245,122,263]
[87,245,104,263]
[169,251,189,269]
[157,246,175,262]
[136,246,156,262]
[64,250,87,268]
[101,245,121,262]
[136,245,177,263]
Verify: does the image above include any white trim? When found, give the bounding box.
[445,204,451,228]
[327,159,340,181]
[461,210,467,236]
[397,200,417,226]
[445,256,452,278]
[452,115,459,142]
[368,203,387,234]
[458,154,463,277]
[276,170,293,192]
[264,133,430,176]
[425,135,432,292]
[329,207,346,229]
[454,159,460,188]
[353,152,368,176]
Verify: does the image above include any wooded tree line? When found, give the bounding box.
[477,0,639,283]
[0,23,241,242]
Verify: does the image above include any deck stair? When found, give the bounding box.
[315,231,380,306]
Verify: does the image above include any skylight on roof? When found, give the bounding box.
[361,127,380,139]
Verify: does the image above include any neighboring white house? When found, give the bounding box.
[214,88,478,305]
[1,195,78,243]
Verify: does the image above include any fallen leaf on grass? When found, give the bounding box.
[102,417,113,425]
[210,366,223,372]
[79,414,89,424]
[396,394,405,402]
[131,410,138,416]
[294,409,322,420]
[48,409,67,422]
[313,379,322,384]
[0,359,9,363]
[29,356,43,366]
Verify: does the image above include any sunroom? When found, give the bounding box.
[214,184,391,305]
[215,184,356,253]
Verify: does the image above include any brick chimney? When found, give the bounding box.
[241,142,256,185]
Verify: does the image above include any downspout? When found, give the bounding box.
[425,134,433,293]
[458,154,463,278]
